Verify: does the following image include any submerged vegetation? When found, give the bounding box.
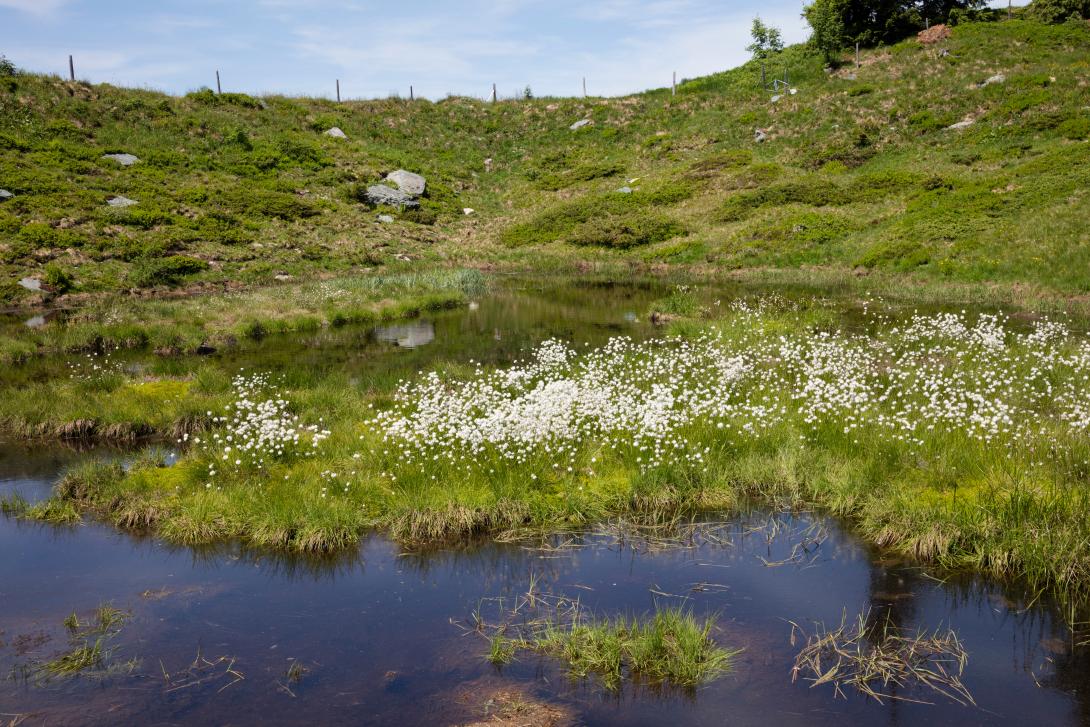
[790,610,974,706]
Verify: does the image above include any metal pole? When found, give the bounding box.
[856,42,860,67]
[672,71,676,97]
[336,79,340,102]
[68,54,74,81]
[410,85,414,101]
[216,70,221,94]
[491,83,497,102]
[582,77,586,97]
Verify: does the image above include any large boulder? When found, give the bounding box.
[102,153,140,166]
[325,127,347,138]
[385,170,426,197]
[365,185,419,208]
[0,189,12,201]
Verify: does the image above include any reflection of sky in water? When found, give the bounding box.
[24,315,45,329]
[0,446,1084,726]
[374,320,436,348]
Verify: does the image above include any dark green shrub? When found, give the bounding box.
[224,189,318,220]
[401,207,438,225]
[1030,0,1089,23]
[130,255,208,287]
[568,213,685,249]
[18,222,83,248]
[43,263,74,293]
[1058,117,1090,140]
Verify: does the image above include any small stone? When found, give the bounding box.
[107,195,138,208]
[978,73,1006,88]
[364,185,419,208]
[324,127,347,138]
[616,186,633,194]
[18,277,42,291]
[274,273,294,281]
[102,153,139,166]
[377,214,395,223]
[483,158,493,171]
[754,128,768,143]
[195,343,217,355]
[570,118,591,130]
[385,170,426,197]
[947,119,974,131]
[462,208,475,215]
[0,189,12,201]
[770,94,782,103]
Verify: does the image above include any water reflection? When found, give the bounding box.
[373,320,436,348]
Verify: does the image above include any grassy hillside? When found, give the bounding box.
[1,16,1089,306]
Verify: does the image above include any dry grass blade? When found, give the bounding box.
[162,649,245,694]
[790,610,975,707]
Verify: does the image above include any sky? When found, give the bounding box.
[0,0,821,100]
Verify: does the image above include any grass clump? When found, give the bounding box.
[488,605,736,692]
[568,212,685,249]
[38,603,134,680]
[532,608,735,690]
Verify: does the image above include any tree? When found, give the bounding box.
[1029,0,1090,22]
[804,0,988,53]
[747,17,785,60]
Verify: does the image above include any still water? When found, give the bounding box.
[1,278,1087,725]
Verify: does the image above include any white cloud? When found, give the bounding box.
[0,0,70,17]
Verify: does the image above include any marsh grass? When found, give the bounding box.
[474,581,735,691]
[37,603,134,681]
[790,610,974,706]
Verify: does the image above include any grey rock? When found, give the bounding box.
[102,153,139,166]
[770,94,782,103]
[570,119,591,130]
[18,277,41,291]
[844,73,857,81]
[273,273,294,282]
[0,189,12,201]
[365,185,419,208]
[616,186,633,194]
[978,73,1005,88]
[385,169,426,197]
[754,128,768,143]
[947,119,974,131]
[377,214,395,223]
[107,195,138,208]
[325,127,347,138]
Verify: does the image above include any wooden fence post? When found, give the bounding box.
[856,42,860,67]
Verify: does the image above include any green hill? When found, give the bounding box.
[1,16,1089,305]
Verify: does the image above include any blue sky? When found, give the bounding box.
[1,0,820,99]
[0,1,1012,100]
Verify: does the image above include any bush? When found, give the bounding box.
[186,88,263,109]
[43,263,74,293]
[1058,117,1090,140]
[1030,0,1089,23]
[130,255,209,287]
[224,189,318,220]
[0,55,15,76]
[568,213,686,249]
[18,223,83,248]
